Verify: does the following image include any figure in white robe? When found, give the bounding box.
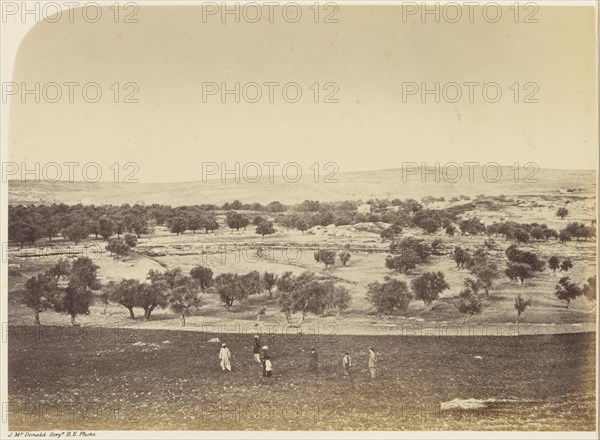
[219,344,232,371]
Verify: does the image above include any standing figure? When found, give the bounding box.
[253,335,261,363]
[261,346,269,377]
[265,358,273,377]
[308,347,318,372]
[368,347,377,379]
[219,343,232,372]
[342,352,352,376]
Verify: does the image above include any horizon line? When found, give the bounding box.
[6,165,597,185]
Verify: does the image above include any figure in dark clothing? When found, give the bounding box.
[253,335,261,363]
[342,352,352,376]
[261,346,269,377]
[308,347,318,372]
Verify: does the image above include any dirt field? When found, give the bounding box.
[7,327,596,431]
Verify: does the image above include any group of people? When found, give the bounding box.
[218,336,379,379]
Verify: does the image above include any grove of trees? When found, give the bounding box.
[12,194,595,327]
[21,257,100,325]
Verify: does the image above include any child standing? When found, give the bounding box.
[261,346,269,377]
[265,358,273,377]
[342,352,352,376]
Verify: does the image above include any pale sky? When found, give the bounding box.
[7,4,598,182]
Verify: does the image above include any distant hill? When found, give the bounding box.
[8,167,595,206]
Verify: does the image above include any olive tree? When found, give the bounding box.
[51,257,101,325]
[22,274,55,325]
[554,276,583,309]
[276,272,332,326]
[366,276,412,322]
[411,271,449,308]
[167,276,202,326]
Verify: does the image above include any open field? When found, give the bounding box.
[7,327,596,431]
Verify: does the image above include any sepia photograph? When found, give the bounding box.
[0,1,598,438]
